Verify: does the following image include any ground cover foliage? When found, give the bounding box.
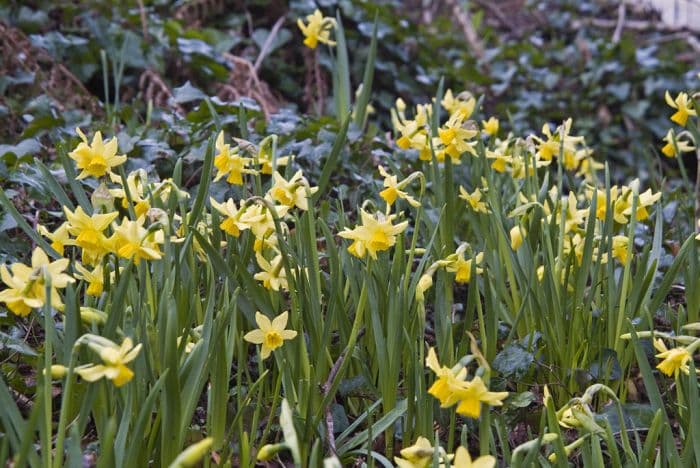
[1,0,700,466]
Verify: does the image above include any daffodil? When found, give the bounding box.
[510,225,525,251]
[68,128,126,179]
[213,131,256,185]
[108,169,150,217]
[253,252,288,291]
[209,197,265,237]
[76,335,142,387]
[481,117,499,137]
[531,118,584,162]
[451,446,496,468]
[665,90,697,126]
[459,186,489,214]
[438,113,477,163]
[377,165,420,208]
[661,129,695,158]
[444,250,484,284]
[63,206,118,262]
[37,222,70,256]
[453,376,508,419]
[611,235,630,266]
[441,89,476,119]
[394,437,435,468]
[109,217,163,264]
[74,262,105,296]
[297,9,336,49]
[338,209,409,259]
[243,311,297,359]
[269,170,318,211]
[654,338,691,377]
[0,247,74,316]
[425,347,468,407]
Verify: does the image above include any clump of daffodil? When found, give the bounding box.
[244,311,297,359]
[393,100,433,161]
[437,111,478,163]
[63,206,118,264]
[661,129,695,158]
[338,208,409,259]
[530,118,585,164]
[0,247,74,316]
[209,197,265,238]
[297,9,336,49]
[268,170,318,211]
[69,128,127,180]
[377,165,421,208]
[665,90,697,127]
[426,347,508,419]
[75,334,142,387]
[213,131,257,185]
[109,216,163,264]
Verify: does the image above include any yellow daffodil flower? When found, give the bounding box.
[243,311,297,359]
[510,225,526,251]
[452,446,496,468]
[453,376,508,419]
[108,169,150,217]
[654,338,691,377]
[444,250,484,284]
[297,9,336,49]
[69,128,126,179]
[441,89,476,119]
[425,347,468,407]
[254,252,288,291]
[37,222,70,256]
[438,113,478,163]
[269,170,318,211]
[63,206,118,262]
[109,217,163,264]
[76,335,142,387]
[665,90,697,127]
[481,117,499,137]
[209,197,265,237]
[394,437,435,468]
[0,247,74,316]
[459,186,490,214]
[74,262,105,296]
[338,209,409,259]
[213,131,256,185]
[611,235,631,266]
[377,165,421,208]
[661,129,695,158]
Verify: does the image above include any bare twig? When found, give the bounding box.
[321,349,348,456]
[443,0,485,60]
[612,1,626,44]
[254,16,286,72]
[136,0,149,42]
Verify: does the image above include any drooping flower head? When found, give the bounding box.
[297,9,336,49]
